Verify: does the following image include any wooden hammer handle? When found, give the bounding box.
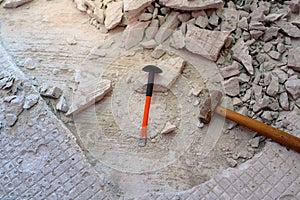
[215,106,300,153]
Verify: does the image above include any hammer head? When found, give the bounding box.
[142,65,163,74]
[199,90,223,124]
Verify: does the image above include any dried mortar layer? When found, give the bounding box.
[1,0,300,198]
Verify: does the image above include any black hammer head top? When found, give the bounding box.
[142,65,163,74]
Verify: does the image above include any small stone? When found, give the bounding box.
[222,77,240,97]
[277,43,286,54]
[232,39,253,75]
[238,73,250,83]
[242,89,251,102]
[151,44,166,59]
[233,97,243,106]
[195,12,208,28]
[145,19,159,40]
[56,95,69,113]
[177,13,191,22]
[123,21,151,49]
[226,157,237,167]
[161,122,176,134]
[277,21,300,38]
[288,47,300,71]
[23,94,39,109]
[221,7,239,32]
[285,76,300,100]
[159,0,222,11]
[238,150,253,159]
[266,73,279,97]
[66,36,77,45]
[196,121,204,128]
[5,114,18,127]
[169,30,185,50]
[140,39,157,49]
[3,0,33,8]
[263,43,273,53]
[252,84,262,100]
[268,50,281,60]
[238,17,248,31]
[104,1,123,30]
[261,111,274,123]
[250,30,264,40]
[248,137,260,148]
[208,11,219,26]
[40,85,62,99]
[22,57,36,70]
[263,27,280,42]
[193,100,200,106]
[279,92,289,110]
[191,85,203,97]
[220,61,241,78]
[265,13,283,22]
[139,13,153,21]
[253,97,270,113]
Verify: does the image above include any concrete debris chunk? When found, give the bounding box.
[56,95,69,113]
[220,61,241,78]
[248,137,260,148]
[268,50,280,60]
[139,13,153,21]
[232,39,253,75]
[253,97,270,113]
[134,57,186,92]
[222,77,240,97]
[74,0,87,11]
[185,24,230,61]
[145,19,159,40]
[23,94,39,110]
[140,39,157,49]
[208,10,219,26]
[178,13,191,22]
[252,84,262,100]
[233,97,243,106]
[277,21,300,38]
[5,113,18,127]
[22,57,36,70]
[94,8,105,24]
[261,111,277,123]
[124,0,155,23]
[123,21,151,49]
[221,7,239,32]
[250,30,264,40]
[279,92,289,111]
[161,121,176,134]
[249,1,270,22]
[40,85,62,99]
[66,79,112,116]
[3,0,33,8]
[263,27,280,42]
[169,30,185,49]
[226,157,237,167]
[277,43,286,54]
[84,0,95,10]
[158,0,222,11]
[288,47,300,71]
[266,73,279,97]
[238,17,248,31]
[151,44,166,59]
[290,0,300,13]
[155,11,180,44]
[265,13,283,22]
[285,76,300,100]
[194,11,208,28]
[242,89,251,102]
[105,1,123,30]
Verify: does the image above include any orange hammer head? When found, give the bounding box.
[198,90,223,124]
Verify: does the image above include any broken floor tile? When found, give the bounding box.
[232,39,254,75]
[66,79,112,116]
[185,24,230,61]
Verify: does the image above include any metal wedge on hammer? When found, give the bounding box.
[199,90,300,153]
[138,65,163,147]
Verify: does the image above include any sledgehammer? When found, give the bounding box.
[199,90,300,153]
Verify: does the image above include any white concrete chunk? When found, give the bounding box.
[232,39,254,75]
[151,44,166,59]
[266,73,279,97]
[123,21,151,49]
[285,76,300,100]
[105,1,123,30]
[279,92,290,111]
[23,94,39,110]
[145,19,159,40]
[222,77,240,97]
[169,30,185,49]
[66,79,112,116]
[161,121,176,134]
[155,11,180,44]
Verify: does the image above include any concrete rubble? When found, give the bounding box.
[161,121,176,134]
[66,79,112,116]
